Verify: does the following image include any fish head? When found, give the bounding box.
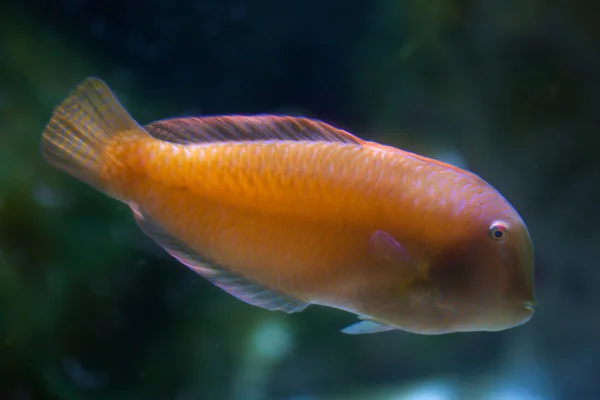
[426,197,536,333]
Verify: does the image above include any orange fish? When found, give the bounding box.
[40,78,535,335]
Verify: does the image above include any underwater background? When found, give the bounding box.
[1,0,599,399]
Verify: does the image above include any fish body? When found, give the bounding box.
[41,78,536,335]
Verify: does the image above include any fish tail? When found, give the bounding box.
[40,77,149,198]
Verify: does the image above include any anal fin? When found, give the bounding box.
[130,204,309,314]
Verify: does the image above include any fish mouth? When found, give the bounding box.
[524,305,534,311]
[519,301,535,324]
[523,300,536,311]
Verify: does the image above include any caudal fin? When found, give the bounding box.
[40,77,146,198]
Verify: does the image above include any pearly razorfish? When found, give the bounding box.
[40,78,535,335]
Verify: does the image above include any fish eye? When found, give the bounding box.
[489,220,509,241]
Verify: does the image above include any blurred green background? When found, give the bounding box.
[1,0,599,399]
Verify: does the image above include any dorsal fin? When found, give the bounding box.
[143,115,365,145]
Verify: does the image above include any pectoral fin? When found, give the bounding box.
[341,316,395,335]
[368,230,415,271]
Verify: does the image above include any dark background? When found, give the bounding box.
[1,0,599,399]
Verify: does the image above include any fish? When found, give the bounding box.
[40,77,536,335]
